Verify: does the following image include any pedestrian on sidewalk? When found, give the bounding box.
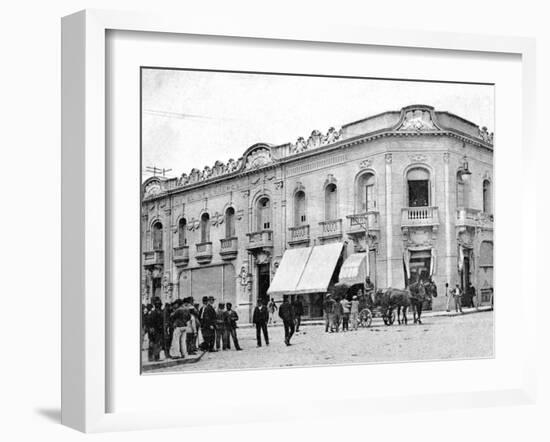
[268,298,278,325]
[279,295,295,346]
[215,303,227,351]
[445,283,451,312]
[224,303,242,351]
[185,298,198,355]
[323,293,336,332]
[292,296,304,332]
[467,283,477,309]
[162,301,173,359]
[252,299,269,347]
[340,296,351,331]
[169,299,191,359]
[333,296,343,333]
[199,296,217,352]
[350,295,359,330]
[147,297,164,362]
[452,284,463,313]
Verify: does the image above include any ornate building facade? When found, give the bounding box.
[141,105,494,322]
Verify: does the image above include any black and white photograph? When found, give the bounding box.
[140,68,495,374]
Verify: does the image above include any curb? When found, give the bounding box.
[142,351,207,372]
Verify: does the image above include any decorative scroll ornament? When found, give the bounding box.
[359,159,372,169]
[245,147,272,170]
[211,212,224,227]
[144,180,162,198]
[323,174,337,188]
[187,217,200,231]
[409,154,427,163]
[398,109,436,131]
[290,127,342,154]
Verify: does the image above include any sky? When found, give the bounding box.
[141,69,494,180]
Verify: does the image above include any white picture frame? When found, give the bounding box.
[61,9,537,433]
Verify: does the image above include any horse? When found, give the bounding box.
[373,288,412,325]
[408,280,438,324]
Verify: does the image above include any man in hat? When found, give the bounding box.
[147,297,164,361]
[252,299,269,347]
[292,296,304,333]
[199,295,217,351]
[215,302,227,351]
[224,302,242,351]
[169,299,191,359]
[278,295,295,346]
[350,294,360,330]
[323,293,336,333]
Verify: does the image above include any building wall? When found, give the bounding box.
[141,106,494,320]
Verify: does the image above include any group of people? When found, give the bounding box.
[142,295,242,362]
[322,293,361,333]
[446,282,477,313]
[252,296,305,347]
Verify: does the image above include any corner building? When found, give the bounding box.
[141,105,494,322]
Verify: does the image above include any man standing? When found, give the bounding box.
[292,296,304,333]
[323,293,336,333]
[199,296,217,352]
[268,298,278,325]
[185,298,198,355]
[147,297,164,361]
[224,302,242,351]
[278,295,295,346]
[452,284,463,313]
[340,296,351,332]
[169,299,191,359]
[467,283,477,309]
[350,295,359,331]
[162,301,173,359]
[252,300,270,347]
[215,303,227,351]
[333,297,343,333]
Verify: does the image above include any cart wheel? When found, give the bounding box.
[359,309,373,328]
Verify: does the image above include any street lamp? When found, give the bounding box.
[459,155,472,181]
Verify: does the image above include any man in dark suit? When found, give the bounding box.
[252,299,270,347]
[199,296,217,352]
[146,297,164,361]
[224,302,242,351]
[292,296,304,332]
[278,295,295,346]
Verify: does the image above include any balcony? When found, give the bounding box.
[219,237,238,260]
[319,219,343,242]
[401,206,439,228]
[288,225,310,246]
[346,211,380,236]
[246,230,274,251]
[456,208,493,230]
[172,245,189,266]
[195,242,213,265]
[143,250,164,267]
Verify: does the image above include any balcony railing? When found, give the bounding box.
[246,230,273,250]
[401,206,439,228]
[319,219,343,240]
[220,237,238,260]
[172,245,189,266]
[346,211,380,235]
[288,224,310,245]
[143,250,164,266]
[195,242,213,264]
[456,208,493,230]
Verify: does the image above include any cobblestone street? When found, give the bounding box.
[151,310,493,373]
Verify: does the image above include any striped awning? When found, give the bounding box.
[267,242,344,296]
[337,253,368,286]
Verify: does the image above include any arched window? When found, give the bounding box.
[200,213,210,243]
[325,183,338,220]
[456,172,466,208]
[178,218,187,247]
[407,167,430,207]
[357,172,376,212]
[225,207,235,238]
[483,180,492,214]
[152,221,163,250]
[257,197,271,230]
[294,191,306,226]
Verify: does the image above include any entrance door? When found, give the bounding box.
[258,264,270,306]
[408,250,432,310]
[461,256,471,306]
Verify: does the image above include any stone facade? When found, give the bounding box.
[141,104,494,321]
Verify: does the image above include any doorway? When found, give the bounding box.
[152,277,162,301]
[257,264,270,305]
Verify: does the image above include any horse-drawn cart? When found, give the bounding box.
[357,291,396,327]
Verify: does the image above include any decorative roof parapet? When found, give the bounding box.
[143,105,493,199]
